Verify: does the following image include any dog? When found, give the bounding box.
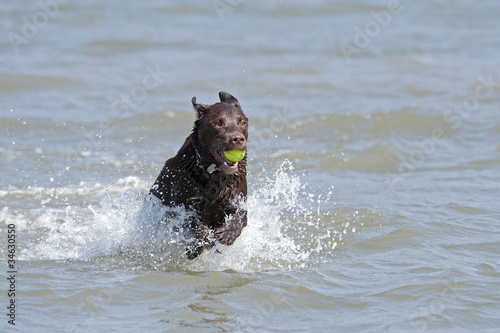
[150,91,248,259]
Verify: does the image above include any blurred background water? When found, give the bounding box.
[1,0,500,332]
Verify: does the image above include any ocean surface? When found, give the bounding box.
[1,0,500,332]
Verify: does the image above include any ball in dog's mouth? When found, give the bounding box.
[215,149,244,174]
[223,149,245,162]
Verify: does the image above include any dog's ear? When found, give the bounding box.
[192,96,209,118]
[219,91,241,109]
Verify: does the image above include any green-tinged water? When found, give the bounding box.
[1,1,500,332]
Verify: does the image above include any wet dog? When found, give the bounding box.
[150,92,248,259]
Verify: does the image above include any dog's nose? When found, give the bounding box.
[231,133,246,146]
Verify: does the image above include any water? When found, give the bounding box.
[1,0,500,332]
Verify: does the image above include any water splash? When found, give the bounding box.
[17,160,361,272]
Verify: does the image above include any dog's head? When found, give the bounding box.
[192,91,248,175]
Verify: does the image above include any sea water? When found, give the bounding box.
[1,0,500,332]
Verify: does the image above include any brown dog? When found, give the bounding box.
[150,92,248,259]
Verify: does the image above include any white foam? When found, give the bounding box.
[19,161,345,271]
[0,207,30,231]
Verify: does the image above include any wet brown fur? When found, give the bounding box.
[150,92,248,259]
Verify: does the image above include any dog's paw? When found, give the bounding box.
[185,237,215,260]
[185,243,203,260]
[186,241,206,260]
[215,222,243,245]
[186,224,216,259]
[194,223,214,240]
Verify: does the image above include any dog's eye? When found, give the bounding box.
[240,121,246,127]
[215,120,224,127]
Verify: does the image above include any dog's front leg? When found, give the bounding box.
[186,221,215,260]
[215,210,247,245]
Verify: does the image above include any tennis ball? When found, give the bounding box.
[224,149,245,162]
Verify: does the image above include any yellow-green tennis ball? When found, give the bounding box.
[224,149,245,162]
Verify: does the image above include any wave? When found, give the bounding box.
[9,161,368,272]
